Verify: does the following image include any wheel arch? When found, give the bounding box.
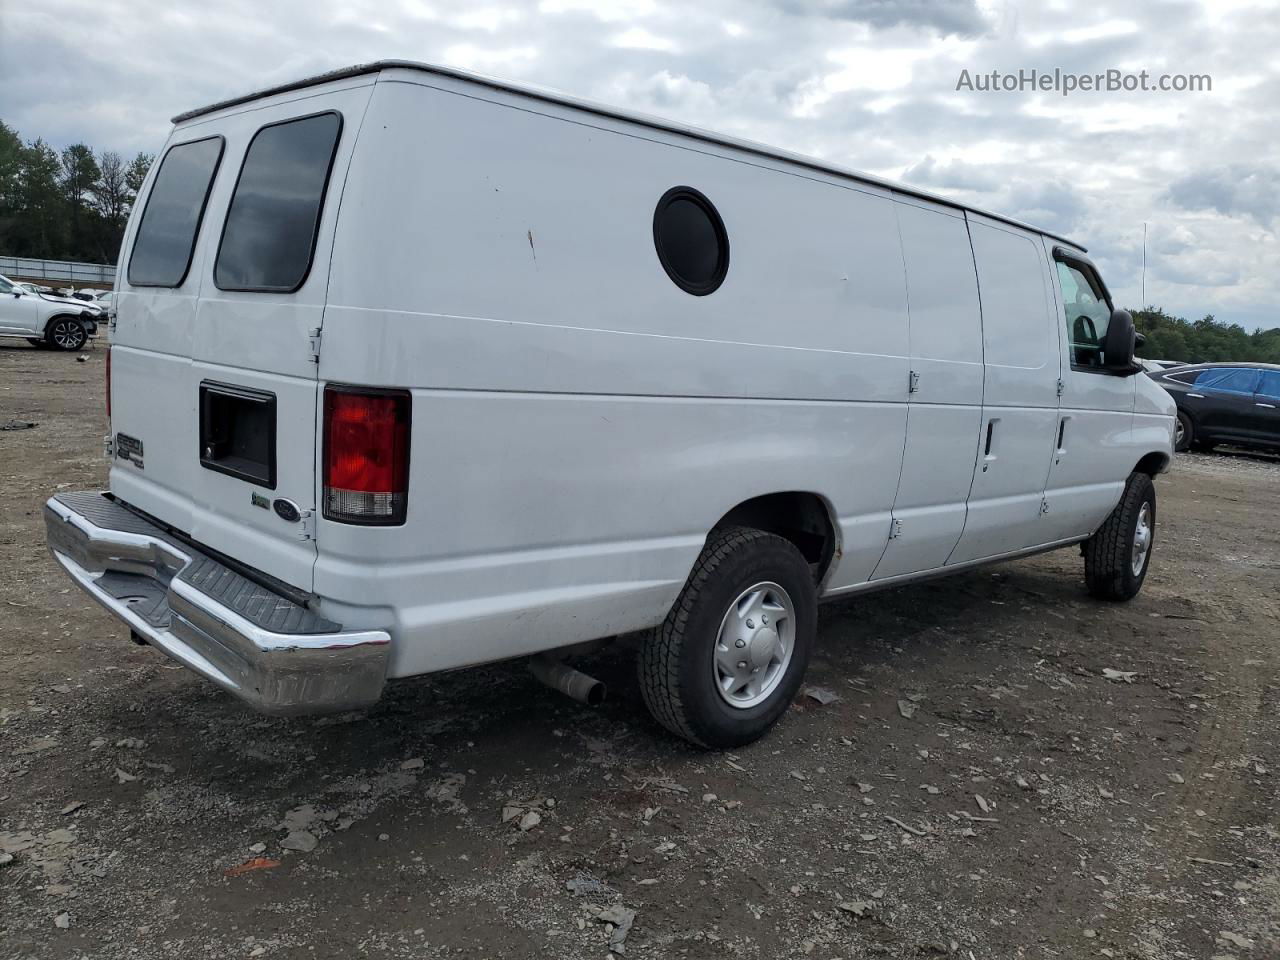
[710,491,840,588]
[1133,450,1171,477]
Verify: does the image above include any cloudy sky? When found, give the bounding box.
[2,0,1277,329]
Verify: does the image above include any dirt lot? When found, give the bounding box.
[2,340,1278,960]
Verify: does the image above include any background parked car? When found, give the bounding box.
[24,287,104,329]
[0,272,98,350]
[94,291,118,316]
[1150,362,1280,453]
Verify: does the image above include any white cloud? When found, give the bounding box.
[610,27,677,52]
[440,42,539,69]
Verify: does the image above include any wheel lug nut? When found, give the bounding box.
[761,615,768,625]
[735,639,746,648]
[752,667,760,674]
[745,618,754,629]
[737,661,748,670]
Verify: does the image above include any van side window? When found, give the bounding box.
[1055,261,1112,368]
[652,186,729,296]
[214,112,342,293]
[127,136,225,287]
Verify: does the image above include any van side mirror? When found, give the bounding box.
[1103,308,1141,375]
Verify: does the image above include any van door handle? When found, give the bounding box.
[1187,393,1205,398]
[1053,417,1071,464]
[1257,402,1277,409]
[981,418,999,472]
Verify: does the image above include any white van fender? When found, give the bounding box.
[707,490,843,593]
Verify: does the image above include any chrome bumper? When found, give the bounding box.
[44,491,390,715]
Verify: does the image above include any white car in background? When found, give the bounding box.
[93,291,119,317]
[0,273,100,350]
[15,282,108,326]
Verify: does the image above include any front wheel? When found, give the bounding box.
[639,527,816,748]
[46,317,88,352]
[1083,472,1156,601]
[1174,411,1192,452]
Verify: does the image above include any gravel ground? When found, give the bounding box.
[2,341,1279,959]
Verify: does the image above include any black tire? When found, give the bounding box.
[1083,472,1156,601]
[45,316,88,352]
[639,526,816,749]
[1174,411,1193,452]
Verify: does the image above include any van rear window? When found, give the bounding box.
[127,136,224,287]
[213,112,342,293]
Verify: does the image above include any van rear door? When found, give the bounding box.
[110,80,374,592]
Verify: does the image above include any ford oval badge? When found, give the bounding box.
[273,498,301,523]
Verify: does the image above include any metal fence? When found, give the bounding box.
[0,256,116,287]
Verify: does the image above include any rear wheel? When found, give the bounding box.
[1083,472,1156,601]
[46,317,87,352]
[1174,411,1192,452]
[639,526,815,748]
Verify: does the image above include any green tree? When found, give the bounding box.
[11,138,67,258]
[61,143,102,259]
[1133,307,1280,364]
[0,121,22,213]
[125,152,153,201]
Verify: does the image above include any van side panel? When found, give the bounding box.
[948,216,1062,565]
[869,198,985,581]
[318,75,913,675]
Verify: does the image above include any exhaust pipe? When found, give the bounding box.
[529,656,606,706]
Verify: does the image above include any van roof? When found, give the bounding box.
[173,60,1085,251]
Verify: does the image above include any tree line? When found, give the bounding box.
[0,120,152,265]
[1131,307,1280,365]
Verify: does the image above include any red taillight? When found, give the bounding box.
[322,386,411,525]
[105,346,112,419]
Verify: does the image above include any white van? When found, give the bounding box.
[46,61,1175,747]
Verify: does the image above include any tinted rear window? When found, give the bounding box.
[1255,371,1280,399]
[214,112,342,292]
[1196,368,1259,393]
[127,136,224,287]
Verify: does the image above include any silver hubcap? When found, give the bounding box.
[1174,417,1185,446]
[713,581,795,709]
[1132,502,1152,576]
[53,321,82,348]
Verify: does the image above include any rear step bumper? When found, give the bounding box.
[44,491,389,715]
